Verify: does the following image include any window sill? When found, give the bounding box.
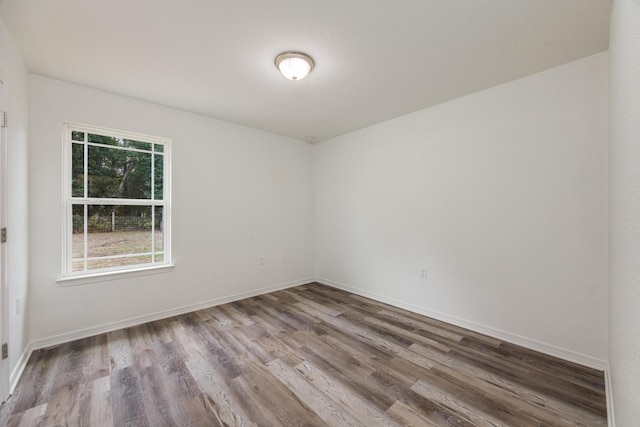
[57,264,175,286]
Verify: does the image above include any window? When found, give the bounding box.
[63,123,171,278]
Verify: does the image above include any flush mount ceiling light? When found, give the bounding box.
[275,51,314,81]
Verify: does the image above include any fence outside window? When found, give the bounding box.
[73,212,162,233]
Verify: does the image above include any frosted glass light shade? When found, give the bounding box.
[275,52,314,81]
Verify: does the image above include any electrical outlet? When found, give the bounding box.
[258,256,264,265]
[420,267,427,279]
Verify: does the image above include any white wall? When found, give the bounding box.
[0,15,29,393]
[29,75,315,343]
[315,53,609,365]
[609,0,640,424]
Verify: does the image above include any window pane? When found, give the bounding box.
[88,146,152,199]
[154,253,164,263]
[154,154,163,200]
[72,131,85,142]
[86,205,152,259]
[124,139,152,151]
[154,206,164,252]
[87,255,153,270]
[88,133,119,147]
[88,134,151,151]
[72,143,85,197]
[72,204,85,262]
[154,144,164,153]
[72,261,85,272]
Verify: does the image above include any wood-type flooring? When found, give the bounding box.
[0,283,607,426]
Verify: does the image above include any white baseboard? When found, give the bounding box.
[10,342,32,394]
[604,363,615,427]
[30,277,313,351]
[316,277,608,371]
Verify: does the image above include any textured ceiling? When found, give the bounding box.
[0,0,611,142]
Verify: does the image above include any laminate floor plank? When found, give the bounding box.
[3,282,607,426]
[89,376,113,427]
[233,353,324,427]
[387,400,442,427]
[184,357,253,426]
[6,404,48,427]
[448,349,606,415]
[368,369,476,427]
[266,358,364,427]
[42,381,92,426]
[5,346,64,414]
[410,378,505,427]
[494,341,606,390]
[293,360,399,426]
[137,365,176,426]
[410,344,604,426]
[297,344,397,411]
[106,329,134,372]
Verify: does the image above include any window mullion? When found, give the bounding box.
[85,141,153,155]
[67,201,73,274]
[83,134,88,198]
[151,206,156,263]
[83,203,88,272]
[83,133,89,272]
[151,149,155,262]
[71,198,162,206]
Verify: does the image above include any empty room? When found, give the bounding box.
[0,0,637,425]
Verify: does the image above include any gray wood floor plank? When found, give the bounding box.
[185,356,255,426]
[6,403,48,427]
[267,357,365,427]
[293,360,400,426]
[89,376,113,427]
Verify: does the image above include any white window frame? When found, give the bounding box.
[59,123,172,284]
